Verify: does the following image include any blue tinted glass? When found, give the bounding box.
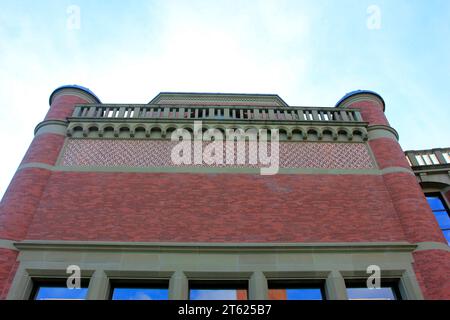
[347,287,396,300]
[112,288,168,300]
[426,197,445,211]
[35,287,88,300]
[286,288,323,300]
[443,229,450,245]
[190,289,239,300]
[434,211,450,229]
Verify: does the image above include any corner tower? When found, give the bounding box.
[0,85,99,298]
[337,90,450,299]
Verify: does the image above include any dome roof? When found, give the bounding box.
[335,90,385,110]
[49,85,101,105]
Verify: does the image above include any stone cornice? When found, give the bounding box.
[18,163,389,175]
[14,240,418,254]
[367,125,399,141]
[415,242,450,252]
[34,120,68,136]
[65,120,369,142]
[0,239,17,251]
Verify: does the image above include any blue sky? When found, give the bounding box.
[0,0,449,199]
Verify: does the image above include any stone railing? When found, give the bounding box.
[71,104,364,123]
[405,148,450,167]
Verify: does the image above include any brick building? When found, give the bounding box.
[0,85,449,300]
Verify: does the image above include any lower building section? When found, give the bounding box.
[5,241,429,300]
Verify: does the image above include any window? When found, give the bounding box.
[345,280,401,300]
[31,278,89,300]
[426,194,450,244]
[110,279,169,300]
[268,280,326,300]
[189,280,248,300]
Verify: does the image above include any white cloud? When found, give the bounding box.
[192,289,237,300]
[135,292,153,300]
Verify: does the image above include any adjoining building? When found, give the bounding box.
[0,86,448,300]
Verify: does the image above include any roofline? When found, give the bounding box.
[149,92,289,106]
[49,85,101,105]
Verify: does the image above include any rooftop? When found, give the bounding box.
[148,92,289,107]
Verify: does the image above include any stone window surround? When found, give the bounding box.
[6,241,424,300]
[9,267,420,301]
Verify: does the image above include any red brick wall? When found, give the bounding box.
[0,249,18,299]
[45,94,92,121]
[0,168,52,240]
[413,250,450,299]
[369,138,412,170]
[382,172,446,243]
[346,100,389,126]
[24,172,407,242]
[20,133,66,166]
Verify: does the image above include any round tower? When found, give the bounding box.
[0,85,100,298]
[336,90,450,299]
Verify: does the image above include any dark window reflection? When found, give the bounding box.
[426,194,450,244]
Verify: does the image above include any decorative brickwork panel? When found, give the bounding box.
[60,139,375,169]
